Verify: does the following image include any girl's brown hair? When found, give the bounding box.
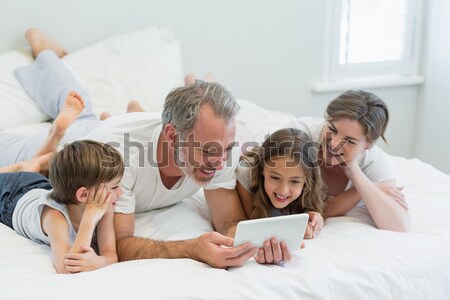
[49,140,124,205]
[241,128,326,219]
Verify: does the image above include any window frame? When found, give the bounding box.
[322,0,424,83]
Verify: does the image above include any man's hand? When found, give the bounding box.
[192,232,258,269]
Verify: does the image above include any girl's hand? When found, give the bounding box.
[64,245,103,273]
[254,238,292,265]
[304,212,324,239]
[253,239,305,265]
[84,184,112,223]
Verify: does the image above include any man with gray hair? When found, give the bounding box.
[86,80,258,268]
[3,29,258,268]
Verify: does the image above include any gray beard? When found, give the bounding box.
[174,143,209,187]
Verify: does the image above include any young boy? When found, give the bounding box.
[0,140,124,274]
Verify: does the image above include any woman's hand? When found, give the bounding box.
[342,153,364,180]
[376,184,408,210]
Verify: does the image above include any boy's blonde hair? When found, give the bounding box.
[49,140,124,205]
[241,128,327,219]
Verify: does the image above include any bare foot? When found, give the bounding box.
[203,73,215,82]
[31,91,84,159]
[100,112,111,120]
[51,91,85,139]
[20,152,53,173]
[184,73,215,85]
[25,28,67,58]
[127,100,145,113]
[184,74,197,86]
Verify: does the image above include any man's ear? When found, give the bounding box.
[75,187,89,203]
[164,123,177,147]
[365,142,373,150]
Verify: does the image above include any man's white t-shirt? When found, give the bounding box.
[85,112,239,214]
[235,160,252,192]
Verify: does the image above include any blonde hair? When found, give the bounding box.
[326,90,389,143]
[241,128,326,219]
[49,140,124,205]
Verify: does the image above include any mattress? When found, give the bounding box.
[1,100,450,300]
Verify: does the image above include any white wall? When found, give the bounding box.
[0,0,425,162]
[415,0,450,174]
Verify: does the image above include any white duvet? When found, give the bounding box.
[1,100,450,300]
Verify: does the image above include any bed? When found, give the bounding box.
[1,27,449,300]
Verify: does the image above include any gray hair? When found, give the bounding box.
[162,80,240,138]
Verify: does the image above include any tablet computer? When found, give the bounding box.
[233,213,309,250]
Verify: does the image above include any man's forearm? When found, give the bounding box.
[116,236,197,261]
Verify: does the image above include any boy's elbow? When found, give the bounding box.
[98,251,118,267]
[103,251,118,265]
[55,265,70,274]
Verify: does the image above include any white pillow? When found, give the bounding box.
[64,40,184,115]
[235,99,297,144]
[0,49,49,130]
[0,26,183,129]
[63,26,184,115]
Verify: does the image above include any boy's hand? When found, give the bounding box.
[84,184,112,223]
[64,245,103,273]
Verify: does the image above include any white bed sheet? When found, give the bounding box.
[1,100,450,300]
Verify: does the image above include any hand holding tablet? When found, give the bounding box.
[233,213,309,250]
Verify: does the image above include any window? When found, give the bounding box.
[318,0,424,89]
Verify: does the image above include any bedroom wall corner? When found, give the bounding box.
[415,0,450,174]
